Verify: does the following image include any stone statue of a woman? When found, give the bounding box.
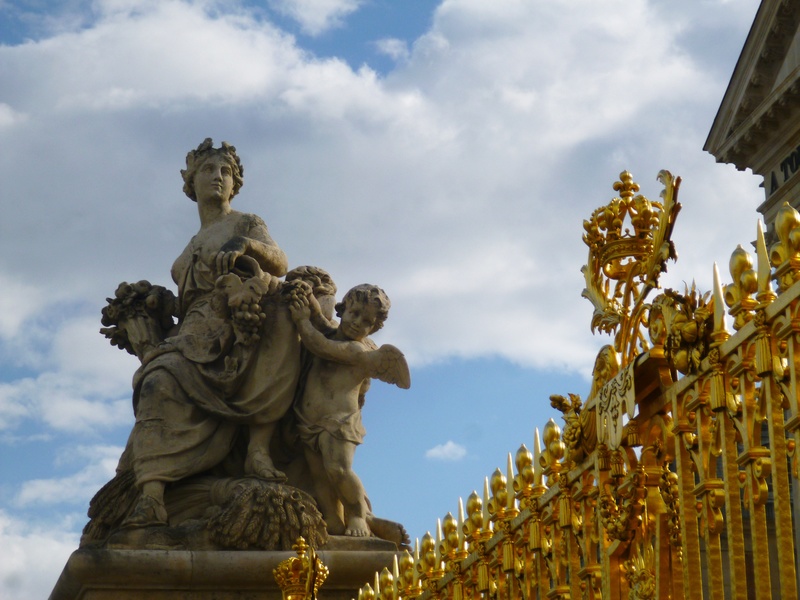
[85,139,408,551]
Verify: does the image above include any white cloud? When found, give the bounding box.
[0,510,79,600]
[0,444,122,599]
[15,444,123,506]
[7,0,302,113]
[0,315,136,432]
[0,432,52,444]
[268,0,364,36]
[0,369,132,433]
[426,441,467,461]
[0,273,47,338]
[0,0,764,384]
[375,38,410,63]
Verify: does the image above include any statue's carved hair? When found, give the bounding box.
[181,138,244,202]
[285,266,337,297]
[336,284,391,334]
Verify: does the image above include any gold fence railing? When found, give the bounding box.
[351,172,800,600]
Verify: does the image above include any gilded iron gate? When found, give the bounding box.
[346,170,800,600]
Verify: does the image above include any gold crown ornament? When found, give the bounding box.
[274,537,329,600]
[581,170,681,366]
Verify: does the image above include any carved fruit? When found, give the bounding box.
[673,349,689,374]
[681,321,698,343]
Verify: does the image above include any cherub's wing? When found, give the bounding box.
[365,344,411,389]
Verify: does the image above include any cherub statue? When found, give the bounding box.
[288,283,411,537]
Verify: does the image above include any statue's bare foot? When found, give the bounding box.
[324,518,346,536]
[344,517,370,537]
[245,450,287,482]
[366,514,410,550]
[120,494,168,529]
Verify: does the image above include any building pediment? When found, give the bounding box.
[705,0,800,175]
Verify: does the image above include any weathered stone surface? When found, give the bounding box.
[287,283,410,538]
[50,138,413,600]
[80,139,411,552]
[49,547,399,600]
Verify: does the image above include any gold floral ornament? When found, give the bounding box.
[581,170,681,366]
[651,283,713,375]
[274,537,329,600]
[623,540,656,600]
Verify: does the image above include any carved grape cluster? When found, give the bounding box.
[562,423,581,455]
[214,273,274,346]
[231,300,267,343]
[550,394,584,465]
[659,466,682,550]
[282,278,313,302]
[598,492,636,542]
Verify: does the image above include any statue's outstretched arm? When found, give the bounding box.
[217,215,288,277]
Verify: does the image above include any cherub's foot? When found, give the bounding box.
[121,494,168,529]
[344,517,370,537]
[245,450,287,482]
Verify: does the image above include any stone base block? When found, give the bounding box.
[49,544,399,600]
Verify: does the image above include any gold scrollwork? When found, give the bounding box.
[582,170,681,366]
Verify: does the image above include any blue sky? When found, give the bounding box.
[0,0,766,597]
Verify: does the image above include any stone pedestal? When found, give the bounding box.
[49,544,399,600]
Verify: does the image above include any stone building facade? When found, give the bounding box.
[705,0,800,234]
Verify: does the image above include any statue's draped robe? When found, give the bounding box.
[127,213,301,485]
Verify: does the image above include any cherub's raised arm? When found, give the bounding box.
[307,293,338,336]
[294,317,367,365]
[289,296,410,389]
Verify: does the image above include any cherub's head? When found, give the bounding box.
[335,284,391,340]
[286,266,337,322]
